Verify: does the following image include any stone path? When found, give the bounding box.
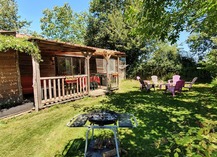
[0,102,34,119]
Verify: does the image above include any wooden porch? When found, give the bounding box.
[0,31,126,111]
[40,75,88,105]
[89,86,108,97]
[35,73,119,109]
[27,38,126,111]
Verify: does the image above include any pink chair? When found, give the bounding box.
[166,80,185,96]
[168,75,180,86]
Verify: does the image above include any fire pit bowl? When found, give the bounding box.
[88,110,119,126]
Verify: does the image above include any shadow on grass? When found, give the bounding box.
[55,138,86,157]
[61,84,217,156]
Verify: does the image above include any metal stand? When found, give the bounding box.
[67,113,138,157]
[84,125,120,157]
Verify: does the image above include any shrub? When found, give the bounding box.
[211,77,217,94]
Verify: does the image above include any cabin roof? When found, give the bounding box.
[28,37,126,57]
[92,47,126,57]
[28,37,96,53]
[0,31,126,57]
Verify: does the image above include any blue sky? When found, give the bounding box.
[16,0,189,51]
[17,0,91,33]
[178,31,190,52]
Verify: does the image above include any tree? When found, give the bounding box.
[86,0,147,73]
[186,33,214,60]
[125,0,217,81]
[0,0,30,31]
[127,0,217,43]
[87,0,216,78]
[179,55,198,80]
[202,37,217,78]
[134,41,181,78]
[86,0,126,48]
[40,3,88,44]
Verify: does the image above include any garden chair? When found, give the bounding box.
[151,75,158,88]
[184,77,198,90]
[136,76,152,92]
[151,75,165,90]
[166,80,185,96]
[168,75,181,86]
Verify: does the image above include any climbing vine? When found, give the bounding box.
[0,35,41,61]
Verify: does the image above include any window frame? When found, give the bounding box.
[56,56,85,76]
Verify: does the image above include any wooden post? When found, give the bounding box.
[117,56,120,88]
[86,56,91,94]
[32,57,42,111]
[82,51,92,95]
[103,51,112,90]
[15,51,23,102]
[106,56,109,89]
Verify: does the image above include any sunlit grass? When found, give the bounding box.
[0,80,216,157]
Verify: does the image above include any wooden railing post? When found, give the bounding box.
[104,52,112,90]
[86,56,91,94]
[117,56,120,88]
[40,75,88,105]
[82,51,92,95]
[32,57,42,111]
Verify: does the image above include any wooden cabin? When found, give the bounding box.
[0,31,127,111]
[0,49,23,108]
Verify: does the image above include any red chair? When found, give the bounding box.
[90,76,101,89]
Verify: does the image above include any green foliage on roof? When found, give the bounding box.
[0,35,41,61]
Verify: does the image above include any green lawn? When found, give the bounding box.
[0,80,216,157]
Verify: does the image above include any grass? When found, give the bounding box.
[0,79,217,157]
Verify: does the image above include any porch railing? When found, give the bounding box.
[40,75,88,105]
[109,73,119,89]
[91,73,119,88]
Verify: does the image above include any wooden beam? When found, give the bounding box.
[102,51,112,61]
[81,51,93,58]
[83,52,92,95]
[101,51,113,90]
[32,57,42,111]
[16,51,23,102]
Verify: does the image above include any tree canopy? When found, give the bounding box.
[2,0,214,81]
[128,0,217,44]
[86,0,147,72]
[40,3,88,44]
[201,37,217,78]
[134,41,181,78]
[0,0,30,31]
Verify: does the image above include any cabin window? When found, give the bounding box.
[119,57,126,65]
[103,58,116,73]
[109,58,116,73]
[56,56,85,75]
[72,57,85,75]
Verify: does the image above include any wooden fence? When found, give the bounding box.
[40,75,88,105]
